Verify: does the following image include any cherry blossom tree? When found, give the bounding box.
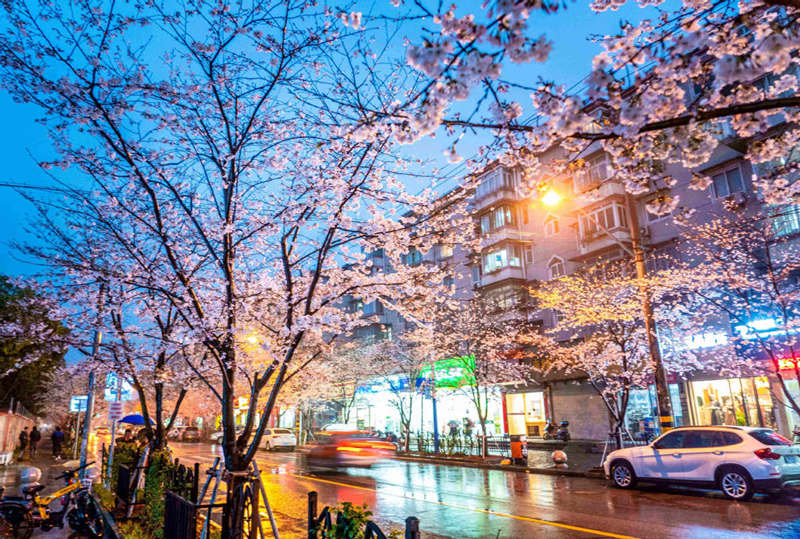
[676,211,800,424]
[356,331,435,451]
[0,1,464,531]
[528,260,729,448]
[428,295,534,457]
[360,1,800,210]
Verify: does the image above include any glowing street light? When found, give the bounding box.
[541,189,562,207]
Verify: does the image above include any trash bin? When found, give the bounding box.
[510,434,527,465]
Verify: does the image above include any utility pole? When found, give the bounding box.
[429,363,440,454]
[625,194,673,432]
[105,372,122,488]
[80,283,106,478]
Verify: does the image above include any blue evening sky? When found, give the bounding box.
[0,1,668,276]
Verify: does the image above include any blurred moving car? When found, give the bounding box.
[261,428,296,451]
[605,426,800,500]
[210,427,244,444]
[167,426,186,440]
[297,431,396,468]
[181,426,202,442]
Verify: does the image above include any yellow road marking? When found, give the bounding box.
[285,472,638,539]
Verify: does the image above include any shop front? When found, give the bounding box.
[504,391,547,437]
[688,376,775,428]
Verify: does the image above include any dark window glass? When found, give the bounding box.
[723,432,743,445]
[682,431,708,448]
[748,429,791,446]
[727,168,744,193]
[655,431,684,449]
[713,173,728,197]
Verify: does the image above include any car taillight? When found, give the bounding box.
[754,448,781,460]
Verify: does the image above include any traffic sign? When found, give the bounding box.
[70,395,89,412]
[104,372,135,402]
[108,401,124,422]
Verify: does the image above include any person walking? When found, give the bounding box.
[18,427,29,460]
[51,425,65,461]
[29,425,41,458]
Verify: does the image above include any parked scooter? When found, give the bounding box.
[543,420,571,442]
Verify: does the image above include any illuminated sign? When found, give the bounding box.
[733,318,800,340]
[70,395,88,412]
[679,332,729,351]
[419,356,476,388]
[778,358,798,370]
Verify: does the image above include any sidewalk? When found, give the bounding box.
[1,445,95,538]
[395,445,606,478]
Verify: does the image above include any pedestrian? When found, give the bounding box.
[51,425,65,460]
[18,427,29,459]
[29,425,41,458]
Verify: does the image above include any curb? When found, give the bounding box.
[392,454,592,478]
[92,492,124,539]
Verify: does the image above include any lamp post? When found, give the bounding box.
[540,189,673,434]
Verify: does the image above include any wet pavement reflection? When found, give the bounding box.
[170,443,800,538]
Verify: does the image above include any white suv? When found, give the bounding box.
[604,426,800,500]
[261,428,296,451]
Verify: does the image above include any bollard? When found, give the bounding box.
[405,516,420,539]
[192,462,200,503]
[307,491,318,539]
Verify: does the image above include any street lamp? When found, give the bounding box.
[536,187,674,437]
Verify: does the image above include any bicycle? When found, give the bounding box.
[0,461,104,538]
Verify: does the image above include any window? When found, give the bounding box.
[575,154,610,191]
[362,300,383,316]
[579,203,627,240]
[354,323,392,343]
[748,430,791,446]
[486,285,523,310]
[482,245,522,273]
[712,166,745,198]
[404,249,422,266]
[771,205,800,238]
[347,298,363,313]
[471,265,480,284]
[548,257,565,280]
[480,205,515,235]
[444,276,454,288]
[654,431,685,450]
[525,248,533,264]
[439,244,454,259]
[475,168,517,199]
[544,215,559,236]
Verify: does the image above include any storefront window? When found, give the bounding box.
[505,391,547,437]
[690,377,776,429]
[625,384,683,441]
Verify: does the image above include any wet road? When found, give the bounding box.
[171,443,800,538]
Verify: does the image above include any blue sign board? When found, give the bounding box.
[104,372,135,402]
[70,395,88,412]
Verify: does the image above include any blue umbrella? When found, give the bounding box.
[119,414,154,425]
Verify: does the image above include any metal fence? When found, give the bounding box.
[164,491,197,539]
[410,433,510,457]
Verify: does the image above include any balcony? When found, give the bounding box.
[575,180,626,205]
[479,265,526,288]
[577,228,631,257]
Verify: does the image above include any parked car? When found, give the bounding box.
[181,426,201,442]
[604,426,800,500]
[297,431,396,469]
[261,428,296,451]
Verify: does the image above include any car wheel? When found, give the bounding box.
[718,467,754,501]
[610,461,636,489]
